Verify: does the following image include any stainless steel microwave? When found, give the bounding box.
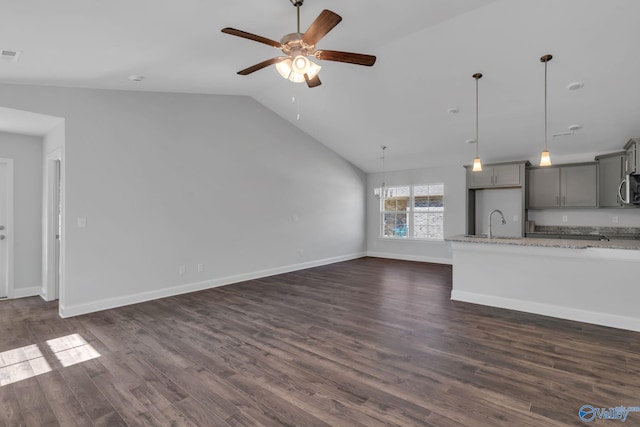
[619,174,640,205]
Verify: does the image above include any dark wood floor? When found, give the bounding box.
[1,258,640,426]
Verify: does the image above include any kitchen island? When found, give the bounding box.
[447,235,640,332]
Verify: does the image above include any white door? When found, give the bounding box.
[0,159,13,299]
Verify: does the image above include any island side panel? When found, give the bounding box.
[450,241,640,332]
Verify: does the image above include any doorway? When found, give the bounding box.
[0,158,14,299]
[43,148,62,301]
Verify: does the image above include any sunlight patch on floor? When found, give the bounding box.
[0,334,100,386]
[47,333,101,368]
[0,344,52,386]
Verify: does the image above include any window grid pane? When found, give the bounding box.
[381,183,444,240]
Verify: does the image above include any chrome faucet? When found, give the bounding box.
[488,209,507,239]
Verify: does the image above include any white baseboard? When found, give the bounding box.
[59,252,366,318]
[10,286,41,299]
[451,290,640,333]
[366,251,452,265]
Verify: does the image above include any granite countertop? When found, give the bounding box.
[527,225,640,240]
[446,235,640,250]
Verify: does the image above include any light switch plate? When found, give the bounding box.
[77,217,87,228]
[562,215,568,223]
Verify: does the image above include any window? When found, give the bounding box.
[381,184,444,240]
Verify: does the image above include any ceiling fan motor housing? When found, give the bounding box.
[280,33,314,55]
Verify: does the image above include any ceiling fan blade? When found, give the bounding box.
[314,50,376,66]
[304,73,321,88]
[238,57,286,75]
[221,27,282,49]
[302,10,342,46]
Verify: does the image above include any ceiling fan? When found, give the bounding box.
[221,0,376,88]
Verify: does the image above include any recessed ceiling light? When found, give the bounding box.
[568,124,582,131]
[0,49,22,63]
[466,138,476,144]
[129,75,145,82]
[566,82,584,90]
[447,107,459,114]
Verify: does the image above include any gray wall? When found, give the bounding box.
[366,165,466,264]
[0,132,43,292]
[475,188,523,237]
[0,83,366,315]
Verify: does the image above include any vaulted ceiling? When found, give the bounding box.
[2,0,639,172]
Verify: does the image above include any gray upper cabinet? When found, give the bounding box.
[596,152,625,207]
[527,163,598,208]
[527,168,560,208]
[562,164,598,207]
[624,138,639,175]
[467,163,522,188]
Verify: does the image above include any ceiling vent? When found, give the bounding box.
[1,49,22,63]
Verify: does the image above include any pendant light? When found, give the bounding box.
[374,146,388,199]
[539,54,553,166]
[472,73,483,172]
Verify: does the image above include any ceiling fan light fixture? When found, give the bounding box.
[276,57,321,83]
[292,55,310,74]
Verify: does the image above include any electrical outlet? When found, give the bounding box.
[179,265,186,275]
[562,215,568,223]
[77,217,87,228]
[298,248,304,256]
[513,215,519,222]
[612,215,619,224]
[197,263,204,272]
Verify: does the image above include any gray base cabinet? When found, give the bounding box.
[527,163,598,208]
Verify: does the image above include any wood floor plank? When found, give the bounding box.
[1,257,640,426]
[34,371,94,427]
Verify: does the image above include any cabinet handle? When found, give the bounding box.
[562,195,566,205]
[556,195,560,206]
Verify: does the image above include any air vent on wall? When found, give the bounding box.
[1,49,22,63]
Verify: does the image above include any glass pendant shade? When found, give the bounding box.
[276,57,321,83]
[539,150,552,167]
[472,156,483,172]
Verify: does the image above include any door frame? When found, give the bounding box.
[42,148,63,301]
[0,158,14,299]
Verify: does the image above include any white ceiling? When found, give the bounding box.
[1,0,639,172]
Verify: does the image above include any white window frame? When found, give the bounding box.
[380,184,444,241]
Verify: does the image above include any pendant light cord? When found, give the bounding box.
[544,59,548,152]
[381,146,386,187]
[475,76,479,157]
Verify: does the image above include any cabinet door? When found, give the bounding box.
[493,164,521,186]
[562,164,598,207]
[625,145,637,175]
[598,155,623,207]
[528,168,560,208]
[469,168,494,187]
